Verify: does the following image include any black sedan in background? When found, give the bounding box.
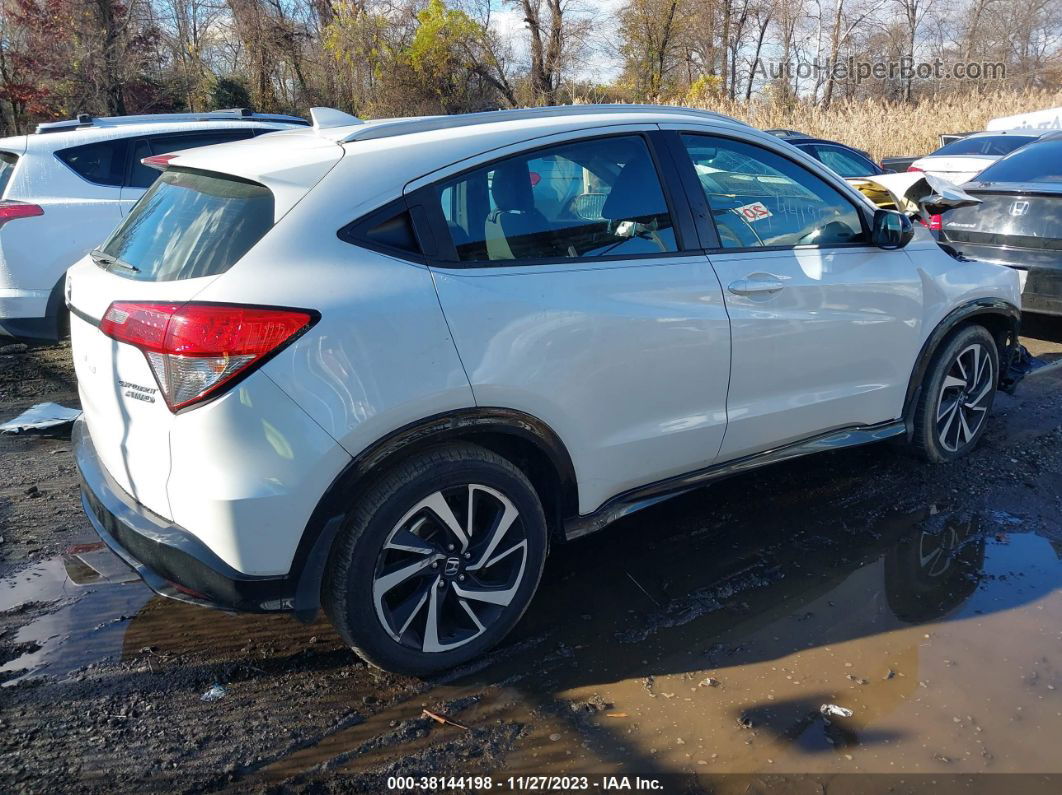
[940,131,1062,317]
[765,129,885,177]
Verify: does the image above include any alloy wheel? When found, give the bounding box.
[371,484,529,653]
[935,342,994,453]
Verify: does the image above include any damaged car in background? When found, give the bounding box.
[938,131,1062,319]
[846,170,985,239]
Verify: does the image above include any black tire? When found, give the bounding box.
[911,324,999,462]
[322,443,548,675]
[46,275,69,341]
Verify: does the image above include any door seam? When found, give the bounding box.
[426,267,479,407]
[704,252,735,462]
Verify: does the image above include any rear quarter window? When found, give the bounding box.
[56,140,127,186]
[99,168,274,281]
[0,152,18,196]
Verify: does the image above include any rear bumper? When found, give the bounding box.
[1021,270,1062,316]
[0,288,60,340]
[73,417,296,612]
[0,315,56,340]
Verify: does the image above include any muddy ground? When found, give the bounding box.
[1,326,1062,794]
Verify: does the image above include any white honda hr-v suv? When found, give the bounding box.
[68,105,1021,674]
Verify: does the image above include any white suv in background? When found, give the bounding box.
[68,105,1021,675]
[0,109,307,340]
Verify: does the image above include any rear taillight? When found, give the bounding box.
[907,165,925,173]
[928,214,943,231]
[100,302,316,411]
[141,153,177,171]
[0,200,44,227]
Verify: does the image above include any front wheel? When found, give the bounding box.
[911,324,999,462]
[323,443,548,675]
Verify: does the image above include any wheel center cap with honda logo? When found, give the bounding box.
[444,557,461,577]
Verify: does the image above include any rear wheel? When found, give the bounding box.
[911,324,998,462]
[323,443,548,675]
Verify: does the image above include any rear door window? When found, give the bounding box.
[680,134,866,249]
[0,152,18,196]
[809,145,879,178]
[56,140,128,187]
[126,130,257,189]
[436,134,677,263]
[99,168,274,281]
[127,140,155,189]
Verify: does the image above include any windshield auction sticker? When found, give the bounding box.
[732,201,772,221]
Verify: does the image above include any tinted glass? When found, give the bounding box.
[149,130,255,153]
[438,135,676,262]
[56,140,127,186]
[127,140,155,189]
[811,145,878,178]
[681,134,865,248]
[933,135,1036,157]
[127,131,257,190]
[0,151,18,196]
[364,211,420,253]
[972,139,1062,184]
[100,169,274,281]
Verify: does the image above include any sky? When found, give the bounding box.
[486,0,627,83]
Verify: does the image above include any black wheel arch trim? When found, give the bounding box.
[901,297,1021,435]
[290,407,578,618]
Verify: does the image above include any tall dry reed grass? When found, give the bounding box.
[675,88,1062,160]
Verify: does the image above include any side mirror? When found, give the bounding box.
[871,209,914,250]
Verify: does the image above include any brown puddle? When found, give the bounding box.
[344,503,1061,783]
[2,478,1061,783]
[0,548,336,685]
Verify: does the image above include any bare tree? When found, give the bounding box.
[890,0,935,99]
[509,0,588,103]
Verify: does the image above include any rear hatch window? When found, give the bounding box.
[972,139,1062,184]
[0,151,19,196]
[932,135,1036,157]
[98,168,274,281]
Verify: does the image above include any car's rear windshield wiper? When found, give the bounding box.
[90,248,140,273]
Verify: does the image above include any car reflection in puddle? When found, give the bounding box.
[452,499,1062,776]
[2,491,1060,777]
